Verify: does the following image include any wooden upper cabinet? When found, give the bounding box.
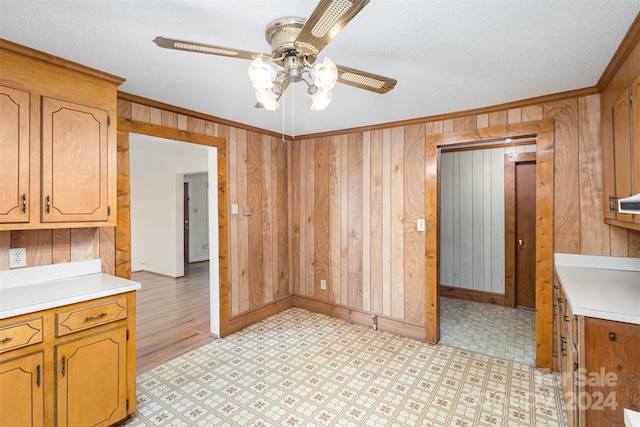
[0,39,124,230]
[41,97,109,223]
[633,74,640,224]
[613,88,632,222]
[0,85,30,224]
[601,110,616,220]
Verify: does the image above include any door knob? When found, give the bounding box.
[518,239,524,246]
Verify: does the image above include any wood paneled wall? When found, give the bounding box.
[117,99,290,326]
[0,227,115,273]
[291,93,639,334]
[290,126,426,326]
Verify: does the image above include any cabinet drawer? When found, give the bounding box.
[56,298,127,337]
[0,317,43,354]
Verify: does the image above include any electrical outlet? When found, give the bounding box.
[9,248,27,268]
[452,270,459,279]
[320,279,327,290]
[231,204,239,215]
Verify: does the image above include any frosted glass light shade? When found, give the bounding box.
[310,87,332,111]
[314,57,338,91]
[248,57,275,91]
[255,89,279,111]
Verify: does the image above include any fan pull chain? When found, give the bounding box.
[281,85,285,142]
[291,81,295,139]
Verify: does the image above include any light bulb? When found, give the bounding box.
[255,89,279,111]
[314,57,338,91]
[310,87,332,111]
[248,57,275,91]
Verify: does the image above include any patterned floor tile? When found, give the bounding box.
[124,307,564,426]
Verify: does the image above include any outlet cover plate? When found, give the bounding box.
[9,248,27,268]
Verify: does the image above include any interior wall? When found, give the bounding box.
[118,100,290,320]
[129,135,209,277]
[185,172,210,263]
[439,144,536,294]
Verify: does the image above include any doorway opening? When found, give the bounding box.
[128,134,218,370]
[438,141,537,365]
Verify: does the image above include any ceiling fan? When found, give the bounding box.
[153,0,397,111]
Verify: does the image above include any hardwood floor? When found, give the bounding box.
[133,261,214,372]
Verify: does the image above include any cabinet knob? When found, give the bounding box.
[517,239,524,246]
[609,332,616,341]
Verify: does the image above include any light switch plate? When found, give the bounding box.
[417,219,426,232]
[9,248,27,268]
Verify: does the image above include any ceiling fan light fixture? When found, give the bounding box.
[248,57,275,91]
[309,86,332,111]
[314,57,338,91]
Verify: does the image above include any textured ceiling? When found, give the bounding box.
[1,1,638,137]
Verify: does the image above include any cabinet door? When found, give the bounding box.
[601,110,617,220]
[585,317,640,427]
[613,89,633,222]
[0,85,30,224]
[41,97,109,223]
[0,351,44,427]
[56,327,127,427]
[633,75,640,224]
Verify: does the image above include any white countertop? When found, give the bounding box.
[554,254,640,325]
[0,259,141,319]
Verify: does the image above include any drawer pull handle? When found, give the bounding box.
[0,337,13,344]
[22,194,27,213]
[85,312,107,322]
[61,356,66,377]
[46,195,50,214]
[36,364,41,387]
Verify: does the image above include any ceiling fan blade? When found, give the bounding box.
[154,36,268,61]
[335,64,397,94]
[295,0,370,56]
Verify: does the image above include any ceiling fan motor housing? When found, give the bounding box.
[265,17,315,66]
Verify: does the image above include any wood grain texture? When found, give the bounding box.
[237,130,249,312]
[347,133,363,309]
[577,95,608,255]
[314,138,330,301]
[424,144,439,342]
[340,135,349,307]
[99,227,115,275]
[115,130,131,279]
[403,124,425,324]
[362,132,371,312]
[369,130,384,315]
[247,131,263,309]
[228,128,239,315]
[70,228,99,261]
[52,229,71,264]
[277,137,289,299]
[0,231,9,269]
[382,129,392,316]
[305,140,315,298]
[11,230,52,266]
[291,140,301,296]
[390,127,405,319]
[545,99,580,254]
[329,136,341,304]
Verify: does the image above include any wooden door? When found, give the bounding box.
[56,327,127,427]
[515,161,536,308]
[613,89,632,222]
[0,351,44,426]
[0,85,31,224]
[184,181,190,263]
[41,96,110,223]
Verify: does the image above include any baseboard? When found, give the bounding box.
[293,296,426,341]
[440,284,508,306]
[227,296,295,334]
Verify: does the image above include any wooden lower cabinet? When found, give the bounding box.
[555,278,640,427]
[56,327,127,427]
[0,351,44,427]
[0,292,136,426]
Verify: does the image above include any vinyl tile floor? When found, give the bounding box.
[124,307,564,426]
[439,297,536,366]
